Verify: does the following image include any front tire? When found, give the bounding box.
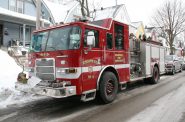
[150,66,160,84]
[171,67,175,75]
[99,71,118,104]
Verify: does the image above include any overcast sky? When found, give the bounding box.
[97,0,165,26]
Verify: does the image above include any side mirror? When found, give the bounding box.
[87,31,95,47]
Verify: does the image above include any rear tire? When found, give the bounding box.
[99,71,118,104]
[150,66,159,84]
[179,66,182,72]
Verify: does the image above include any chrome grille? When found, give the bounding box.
[166,64,173,68]
[35,58,55,81]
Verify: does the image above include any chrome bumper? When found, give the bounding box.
[165,68,173,73]
[15,82,76,98]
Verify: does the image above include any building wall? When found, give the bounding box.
[0,0,36,16]
[136,24,145,39]
[0,0,9,9]
[3,22,20,46]
[0,0,52,22]
[129,25,137,35]
[24,1,36,17]
[0,0,53,46]
[115,6,131,25]
[2,22,35,46]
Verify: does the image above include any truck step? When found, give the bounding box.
[81,89,96,102]
[119,82,127,90]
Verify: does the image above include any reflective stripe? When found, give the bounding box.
[56,67,82,79]
[115,64,130,69]
[82,66,102,73]
[56,64,130,79]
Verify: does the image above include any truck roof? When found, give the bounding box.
[33,18,128,33]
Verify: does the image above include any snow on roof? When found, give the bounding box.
[0,7,50,24]
[42,0,78,23]
[131,21,143,28]
[93,5,123,21]
[92,4,131,25]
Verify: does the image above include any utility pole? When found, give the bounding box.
[36,0,41,30]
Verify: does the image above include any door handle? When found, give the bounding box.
[84,49,88,54]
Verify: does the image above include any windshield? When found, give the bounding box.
[30,26,81,52]
[165,55,173,61]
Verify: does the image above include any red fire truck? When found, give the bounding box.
[16,18,165,103]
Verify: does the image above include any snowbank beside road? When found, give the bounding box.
[0,50,46,108]
[0,50,22,108]
[0,50,22,91]
[126,82,185,122]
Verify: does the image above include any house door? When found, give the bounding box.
[0,25,3,46]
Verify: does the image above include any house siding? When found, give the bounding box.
[0,0,9,9]
[3,22,20,46]
[24,1,36,17]
[0,0,52,47]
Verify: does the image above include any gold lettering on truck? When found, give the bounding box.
[115,53,124,63]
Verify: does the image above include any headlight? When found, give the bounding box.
[56,68,66,74]
[56,68,77,74]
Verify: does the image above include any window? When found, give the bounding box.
[106,33,113,49]
[20,26,31,44]
[31,26,81,52]
[84,29,99,48]
[115,24,124,50]
[17,0,23,13]
[9,0,16,11]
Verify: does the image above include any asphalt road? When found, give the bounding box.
[0,71,185,122]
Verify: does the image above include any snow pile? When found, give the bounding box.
[0,50,22,91]
[0,50,45,108]
[0,91,45,108]
[0,50,22,107]
[126,83,185,122]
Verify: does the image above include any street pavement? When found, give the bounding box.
[0,71,185,122]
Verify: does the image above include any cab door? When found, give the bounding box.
[113,23,130,82]
[81,27,102,92]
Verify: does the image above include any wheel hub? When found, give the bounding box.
[106,80,114,95]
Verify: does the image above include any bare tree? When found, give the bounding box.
[152,0,185,54]
[76,0,90,17]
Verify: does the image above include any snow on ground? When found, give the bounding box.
[0,50,44,108]
[126,82,185,122]
[0,50,22,91]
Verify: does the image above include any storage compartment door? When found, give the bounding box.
[146,45,151,75]
[160,48,165,73]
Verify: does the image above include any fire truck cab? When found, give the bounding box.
[15,18,165,103]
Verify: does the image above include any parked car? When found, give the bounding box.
[165,55,182,75]
[178,57,185,70]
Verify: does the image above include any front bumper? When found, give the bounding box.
[165,68,173,73]
[15,82,76,98]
